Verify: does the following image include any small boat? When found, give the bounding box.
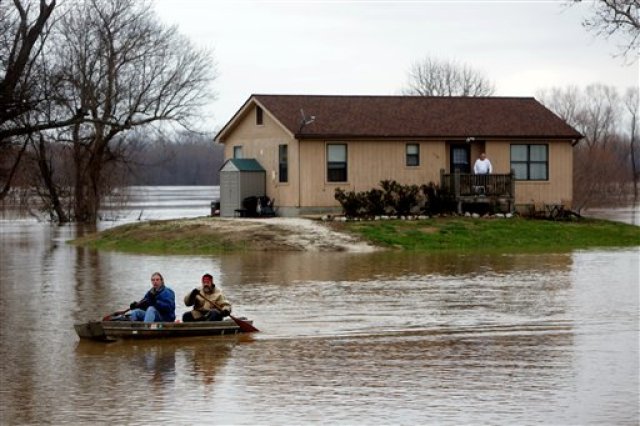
[75,318,254,342]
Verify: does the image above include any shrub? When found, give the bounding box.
[363,188,386,217]
[335,181,457,218]
[334,188,365,218]
[421,182,455,215]
[380,180,421,216]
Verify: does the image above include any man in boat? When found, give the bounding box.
[182,273,232,322]
[129,272,176,322]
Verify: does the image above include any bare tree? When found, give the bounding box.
[0,0,56,199]
[536,86,583,125]
[0,0,55,126]
[538,84,635,210]
[580,84,620,150]
[572,0,640,61]
[623,87,639,201]
[34,0,216,223]
[402,57,495,97]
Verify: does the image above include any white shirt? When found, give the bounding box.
[474,158,492,174]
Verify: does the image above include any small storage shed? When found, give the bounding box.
[219,158,266,217]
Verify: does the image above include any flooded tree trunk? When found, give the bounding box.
[34,135,68,223]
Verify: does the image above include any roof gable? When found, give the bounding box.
[220,158,265,172]
[215,97,294,142]
[220,95,582,140]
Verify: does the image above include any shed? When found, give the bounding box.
[219,158,266,217]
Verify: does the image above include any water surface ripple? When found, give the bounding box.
[0,188,638,425]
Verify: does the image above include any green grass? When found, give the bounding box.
[332,217,640,253]
[71,216,640,255]
[71,220,246,254]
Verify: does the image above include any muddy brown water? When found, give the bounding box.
[0,187,638,424]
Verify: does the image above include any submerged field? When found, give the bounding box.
[71,216,640,254]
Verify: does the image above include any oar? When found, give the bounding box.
[102,308,130,321]
[200,295,259,333]
[101,298,147,321]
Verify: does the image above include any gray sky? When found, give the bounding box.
[153,0,639,130]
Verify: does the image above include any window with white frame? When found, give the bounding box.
[233,146,243,159]
[327,144,347,182]
[256,106,263,125]
[406,143,419,166]
[511,144,548,180]
[278,144,288,183]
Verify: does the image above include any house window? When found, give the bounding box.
[256,106,263,125]
[233,146,243,159]
[327,144,347,182]
[511,144,548,180]
[406,143,419,166]
[278,144,288,183]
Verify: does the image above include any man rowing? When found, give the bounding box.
[129,272,176,322]
[182,273,231,322]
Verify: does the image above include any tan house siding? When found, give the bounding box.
[514,142,573,207]
[298,140,448,208]
[222,106,300,208]
[487,140,574,207]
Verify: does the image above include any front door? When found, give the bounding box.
[450,144,470,173]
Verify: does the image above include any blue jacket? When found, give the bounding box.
[141,285,176,322]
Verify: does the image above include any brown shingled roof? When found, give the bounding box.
[217,95,583,141]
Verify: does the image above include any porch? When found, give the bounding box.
[440,169,515,213]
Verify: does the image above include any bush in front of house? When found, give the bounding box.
[334,180,455,218]
[363,188,386,216]
[334,188,366,218]
[380,180,421,216]
[420,182,456,215]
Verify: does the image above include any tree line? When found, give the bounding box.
[128,134,225,186]
[537,84,639,210]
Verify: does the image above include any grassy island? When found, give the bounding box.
[70,216,640,255]
[331,217,640,253]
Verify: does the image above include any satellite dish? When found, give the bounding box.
[299,109,315,132]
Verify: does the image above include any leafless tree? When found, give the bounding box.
[538,84,635,210]
[572,0,640,61]
[536,86,583,127]
[34,0,216,223]
[0,0,56,199]
[623,87,639,201]
[580,84,621,150]
[402,57,495,97]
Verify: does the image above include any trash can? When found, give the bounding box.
[211,199,221,216]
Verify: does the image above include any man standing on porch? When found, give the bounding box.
[474,152,493,174]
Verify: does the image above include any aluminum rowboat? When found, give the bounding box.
[75,318,252,341]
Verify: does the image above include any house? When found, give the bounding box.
[215,95,583,216]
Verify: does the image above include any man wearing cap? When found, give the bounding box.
[182,273,232,322]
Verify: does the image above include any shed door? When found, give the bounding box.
[450,144,470,173]
[220,171,240,217]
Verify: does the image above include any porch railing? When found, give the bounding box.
[440,169,515,199]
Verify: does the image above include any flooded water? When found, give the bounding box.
[1,187,638,425]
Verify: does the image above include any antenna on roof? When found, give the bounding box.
[299,109,315,132]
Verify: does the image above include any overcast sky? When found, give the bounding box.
[153,0,639,131]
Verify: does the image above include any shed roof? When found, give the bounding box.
[216,94,583,141]
[220,158,265,172]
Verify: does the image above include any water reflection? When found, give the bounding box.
[230,330,574,424]
[219,250,573,284]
